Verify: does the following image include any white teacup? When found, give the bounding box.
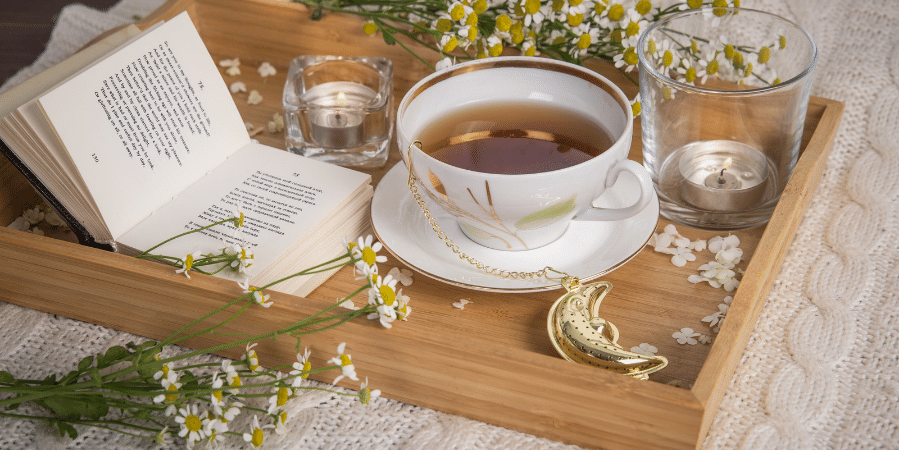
[397,57,653,251]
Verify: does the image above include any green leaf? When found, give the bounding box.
[52,420,78,439]
[76,396,109,421]
[89,368,102,388]
[514,194,577,231]
[0,371,15,384]
[383,31,396,45]
[77,356,94,372]
[41,397,81,421]
[179,371,198,393]
[97,346,131,369]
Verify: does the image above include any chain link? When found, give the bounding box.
[405,141,577,284]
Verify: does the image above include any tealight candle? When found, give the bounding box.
[679,140,770,212]
[302,81,376,149]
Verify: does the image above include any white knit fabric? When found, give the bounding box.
[1,1,897,449]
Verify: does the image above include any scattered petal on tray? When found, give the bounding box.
[452,299,471,310]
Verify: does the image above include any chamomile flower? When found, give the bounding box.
[351,235,387,272]
[214,400,243,422]
[204,418,228,447]
[225,243,254,274]
[395,290,412,321]
[244,343,261,372]
[155,426,172,446]
[273,409,290,435]
[175,403,207,445]
[267,373,292,414]
[359,377,381,405]
[242,415,274,448]
[153,371,181,413]
[368,274,400,328]
[486,34,504,56]
[440,33,459,52]
[596,0,626,29]
[222,360,242,393]
[622,9,648,39]
[328,342,359,384]
[209,372,226,407]
[570,25,600,58]
[613,37,640,72]
[519,0,546,27]
[290,348,312,387]
[676,58,703,85]
[175,251,203,279]
[435,56,455,71]
[633,0,659,18]
[655,39,680,77]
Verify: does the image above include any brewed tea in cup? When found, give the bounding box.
[397,57,653,251]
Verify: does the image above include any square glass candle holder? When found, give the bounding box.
[282,56,393,168]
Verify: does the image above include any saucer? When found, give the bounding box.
[370,163,660,293]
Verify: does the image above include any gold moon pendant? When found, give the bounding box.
[547,281,668,380]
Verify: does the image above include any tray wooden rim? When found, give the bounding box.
[0,1,845,448]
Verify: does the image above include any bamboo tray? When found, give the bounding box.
[0,1,843,449]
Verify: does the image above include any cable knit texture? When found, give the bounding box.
[1,0,897,449]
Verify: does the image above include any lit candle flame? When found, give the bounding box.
[722,157,733,171]
[336,91,347,106]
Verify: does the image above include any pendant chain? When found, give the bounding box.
[404,141,576,285]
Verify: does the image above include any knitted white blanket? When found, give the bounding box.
[1,1,896,449]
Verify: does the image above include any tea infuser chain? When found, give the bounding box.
[405,141,576,283]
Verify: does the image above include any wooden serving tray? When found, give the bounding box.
[0,1,843,449]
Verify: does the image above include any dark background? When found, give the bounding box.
[1,0,121,87]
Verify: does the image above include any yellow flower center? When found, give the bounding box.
[567,13,584,27]
[510,21,523,35]
[570,0,583,5]
[712,0,727,16]
[185,414,202,432]
[607,4,624,21]
[467,26,478,41]
[577,33,592,50]
[724,44,735,59]
[647,38,656,54]
[277,387,290,407]
[524,44,536,56]
[473,0,487,14]
[251,428,264,447]
[623,48,638,66]
[631,101,641,117]
[436,18,453,32]
[511,32,525,44]
[610,29,623,43]
[380,285,396,306]
[663,86,674,100]
[279,411,288,425]
[662,50,673,67]
[625,21,640,37]
[773,77,782,85]
[687,0,702,9]
[466,13,478,25]
[685,67,697,82]
[552,0,564,11]
[496,14,512,32]
[362,22,377,34]
[360,387,372,405]
[165,383,178,403]
[442,35,458,52]
[779,35,787,49]
[339,354,352,367]
[236,212,244,228]
[744,63,753,77]
[707,59,719,74]
[361,247,377,265]
[594,2,606,15]
[301,361,311,379]
[489,42,503,57]
[758,46,771,63]
[230,374,242,388]
[183,254,194,270]
[247,351,259,371]
[213,390,222,402]
[732,51,744,67]
[635,0,651,15]
[524,0,541,15]
[690,39,698,54]
[450,4,465,21]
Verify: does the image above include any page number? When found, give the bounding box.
[91,153,99,163]
[198,80,204,90]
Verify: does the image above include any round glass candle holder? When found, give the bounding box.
[638,8,817,230]
[282,56,393,169]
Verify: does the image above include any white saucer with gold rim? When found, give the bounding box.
[371,163,659,293]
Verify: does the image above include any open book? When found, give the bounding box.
[0,13,373,296]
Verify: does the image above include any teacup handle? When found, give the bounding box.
[574,159,654,222]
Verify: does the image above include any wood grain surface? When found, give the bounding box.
[0,1,844,448]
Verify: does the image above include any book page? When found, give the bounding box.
[116,142,371,280]
[37,13,249,239]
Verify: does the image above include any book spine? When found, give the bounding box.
[0,137,113,251]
